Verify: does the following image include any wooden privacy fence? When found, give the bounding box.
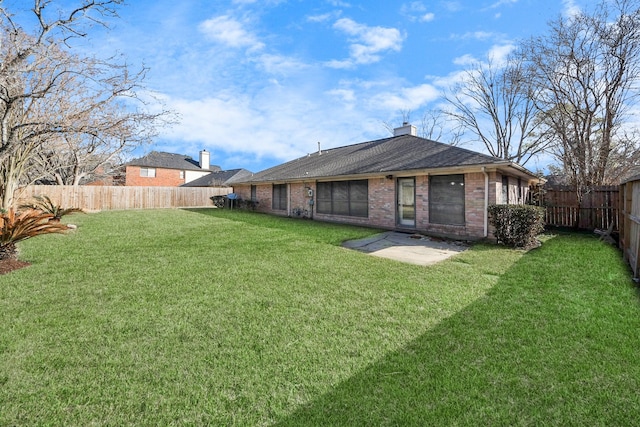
[542,186,619,230]
[619,177,640,281]
[15,185,232,211]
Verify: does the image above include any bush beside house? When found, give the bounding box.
[488,204,545,249]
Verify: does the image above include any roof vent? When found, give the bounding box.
[394,123,417,137]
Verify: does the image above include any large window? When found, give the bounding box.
[272,184,287,210]
[429,174,465,225]
[140,167,156,177]
[316,180,368,217]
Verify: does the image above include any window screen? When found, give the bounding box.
[272,184,287,210]
[316,180,368,217]
[429,174,465,225]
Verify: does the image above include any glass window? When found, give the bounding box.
[502,176,509,204]
[140,167,156,177]
[429,174,465,225]
[251,185,257,202]
[316,180,368,217]
[272,184,287,210]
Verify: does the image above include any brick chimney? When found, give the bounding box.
[199,150,210,170]
[393,122,417,137]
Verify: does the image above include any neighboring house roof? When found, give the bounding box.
[230,134,538,184]
[181,169,253,187]
[127,151,221,172]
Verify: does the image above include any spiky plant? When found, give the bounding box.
[19,195,83,221]
[0,209,69,260]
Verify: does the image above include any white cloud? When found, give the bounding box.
[442,1,463,12]
[331,18,404,66]
[326,88,356,103]
[487,43,515,65]
[369,83,439,111]
[324,59,356,69]
[488,0,518,9]
[157,82,382,167]
[326,0,352,7]
[448,43,514,72]
[254,54,310,75]
[163,95,306,161]
[420,13,435,22]
[451,31,496,41]
[307,12,335,23]
[403,1,427,12]
[562,0,581,19]
[453,54,477,66]
[400,2,435,23]
[198,15,265,51]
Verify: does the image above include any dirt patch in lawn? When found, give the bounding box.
[0,259,31,275]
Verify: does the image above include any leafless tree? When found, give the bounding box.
[0,0,169,209]
[524,0,640,198]
[444,55,549,166]
[382,108,463,144]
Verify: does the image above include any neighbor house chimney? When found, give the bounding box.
[199,150,210,170]
[393,123,417,137]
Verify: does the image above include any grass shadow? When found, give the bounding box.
[274,234,640,426]
[183,208,382,245]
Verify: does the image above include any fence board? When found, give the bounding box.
[542,186,619,230]
[15,185,231,211]
[619,177,640,280]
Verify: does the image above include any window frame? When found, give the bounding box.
[316,179,368,218]
[140,167,156,178]
[429,174,465,226]
[272,184,287,211]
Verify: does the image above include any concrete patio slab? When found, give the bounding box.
[342,231,468,266]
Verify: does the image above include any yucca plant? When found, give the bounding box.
[0,209,70,260]
[19,195,83,221]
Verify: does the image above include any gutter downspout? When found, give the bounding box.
[482,167,489,238]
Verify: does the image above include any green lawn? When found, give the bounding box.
[1,208,639,426]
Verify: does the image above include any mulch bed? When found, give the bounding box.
[0,259,31,275]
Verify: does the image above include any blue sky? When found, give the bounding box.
[16,0,589,173]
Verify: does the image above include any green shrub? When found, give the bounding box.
[488,204,545,249]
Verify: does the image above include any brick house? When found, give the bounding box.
[125,149,252,187]
[229,124,542,240]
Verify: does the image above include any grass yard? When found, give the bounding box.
[1,208,639,425]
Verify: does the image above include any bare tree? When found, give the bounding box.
[444,55,549,165]
[525,0,640,197]
[0,0,168,208]
[382,108,463,144]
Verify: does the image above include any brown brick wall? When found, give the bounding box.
[290,182,316,216]
[125,166,185,187]
[233,171,533,240]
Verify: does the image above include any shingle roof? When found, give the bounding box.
[233,134,526,183]
[181,169,253,187]
[127,151,221,172]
